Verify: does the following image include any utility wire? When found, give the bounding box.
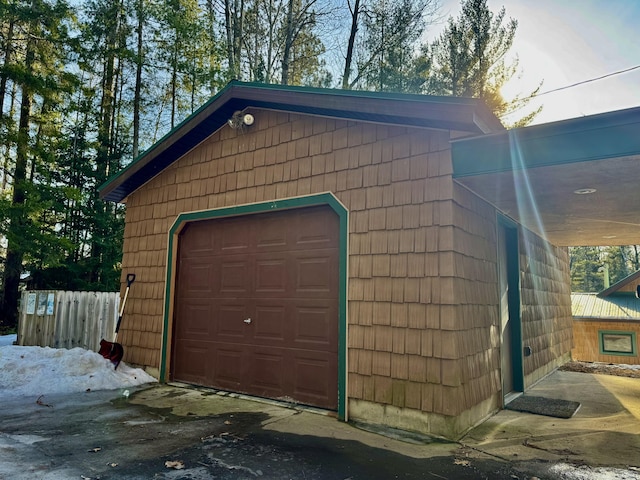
[533,64,640,98]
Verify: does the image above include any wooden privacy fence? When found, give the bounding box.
[18,291,120,350]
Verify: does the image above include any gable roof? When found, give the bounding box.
[572,293,640,320]
[99,81,503,203]
[598,270,640,298]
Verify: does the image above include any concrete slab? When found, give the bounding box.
[1,370,638,479]
[462,370,640,468]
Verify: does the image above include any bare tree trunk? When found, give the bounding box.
[132,0,143,159]
[224,0,235,77]
[341,0,360,89]
[281,0,295,84]
[0,20,15,120]
[170,47,177,128]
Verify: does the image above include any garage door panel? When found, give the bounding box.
[294,251,337,297]
[172,340,209,382]
[178,259,216,297]
[295,209,339,249]
[220,218,251,253]
[179,224,215,257]
[212,346,244,389]
[252,304,287,343]
[175,300,212,338]
[254,214,289,249]
[246,349,285,394]
[254,257,287,294]
[219,258,252,295]
[293,303,337,350]
[215,303,250,340]
[291,352,338,408]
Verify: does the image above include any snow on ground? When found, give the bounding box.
[0,334,156,400]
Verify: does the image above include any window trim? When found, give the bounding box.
[598,330,637,357]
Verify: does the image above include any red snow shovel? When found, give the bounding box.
[99,273,135,369]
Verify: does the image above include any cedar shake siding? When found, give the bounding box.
[519,235,573,385]
[116,108,571,439]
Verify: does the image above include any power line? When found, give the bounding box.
[533,64,640,98]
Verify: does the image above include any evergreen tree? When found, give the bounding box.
[425,0,541,126]
[570,246,604,293]
[0,0,76,328]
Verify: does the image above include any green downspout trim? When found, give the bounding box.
[159,192,349,420]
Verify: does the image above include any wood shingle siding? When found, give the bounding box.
[116,105,572,439]
[519,234,572,384]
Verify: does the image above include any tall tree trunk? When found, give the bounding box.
[170,47,177,128]
[132,0,143,159]
[224,0,235,77]
[91,0,119,285]
[281,0,295,84]
[341,0,360,89]
[0,35,35,329]
[0,20,15,121]
[1,82,17,192]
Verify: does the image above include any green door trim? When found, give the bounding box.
[159,192,349,420]
[497,214,525,394]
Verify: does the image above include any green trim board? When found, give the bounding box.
[451,105,640,178]
[598,330,637,357]
[159,192,349,420]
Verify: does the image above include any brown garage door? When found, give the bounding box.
[172,205,339,410]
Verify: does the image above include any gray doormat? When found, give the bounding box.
[506,395,581,419]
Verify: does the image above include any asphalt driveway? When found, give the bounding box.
[1,371,639,479]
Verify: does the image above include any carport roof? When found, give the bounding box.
[452,106,640,247]
[99,81,502,203]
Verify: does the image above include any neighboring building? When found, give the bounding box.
[572,270,640,365]
[99,81,640,439]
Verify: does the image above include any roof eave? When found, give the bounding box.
[99,81,503,203]
[451,105,640,178]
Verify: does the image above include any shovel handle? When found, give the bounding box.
[115,274,136,334]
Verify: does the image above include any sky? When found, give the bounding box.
[0,334,156,400]
[428,0,640,125]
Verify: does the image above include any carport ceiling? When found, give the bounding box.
[452,106,640,247]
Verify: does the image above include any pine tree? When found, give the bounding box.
[426,0,541,126]
[0,0,76,328]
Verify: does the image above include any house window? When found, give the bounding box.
[598,330,637,357]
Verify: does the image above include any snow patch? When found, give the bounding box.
[0,334,156,400]
[550,463,640,479]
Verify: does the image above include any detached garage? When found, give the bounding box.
[100,81,640,439]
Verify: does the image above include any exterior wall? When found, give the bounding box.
[118,108,574,439]
[519,234,573,387]
[120,109,457,386]
[573,319,640,365]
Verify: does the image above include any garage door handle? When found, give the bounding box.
[243,318,252,324]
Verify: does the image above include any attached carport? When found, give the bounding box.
[451,106,640,247]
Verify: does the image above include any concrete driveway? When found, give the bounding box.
[1,371,639,479]
[461,370,640,476]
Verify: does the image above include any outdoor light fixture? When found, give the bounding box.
[573,188,597,195]
[227,111,255,130]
